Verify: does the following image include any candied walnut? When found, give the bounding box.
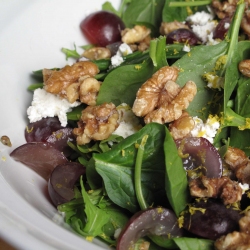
[224,147,250,184]
[121,25,151,44]
[189,176,243,205]
[215,211,250,250]
[73,103,119,145]
[82,47,111,60]
[169,112,195,140]
[238,59,250,77]
[43,61,99,103]
[160,21,190,35]
[212,0,250,38]
[144,80,197,124]
[79,76,101,106]
[137,35,151,52]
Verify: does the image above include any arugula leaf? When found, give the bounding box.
[94,123,166,213]
[164,127,190,216]
[61,43,80,60]
[79,177,110,237]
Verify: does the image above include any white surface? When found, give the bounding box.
[0,0,120,249]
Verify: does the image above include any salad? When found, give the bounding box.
[8,0,250,249]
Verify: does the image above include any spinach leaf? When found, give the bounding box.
[173,41,228,120]
[122,0,165,36]
[164,127,190,216]
[173,237,214,250]
[94,123,166,213]
[96,58,154,107]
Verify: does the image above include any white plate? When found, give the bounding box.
[0,0,120,249]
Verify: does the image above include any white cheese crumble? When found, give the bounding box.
[27,88,81,127]
[190,115,220,144]
[111,43,133,67]
[239,183,249,194]
[183,44,191,52]
[113,103,142,138]
[186,11,217,44]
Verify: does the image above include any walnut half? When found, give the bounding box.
[73,103,119,145]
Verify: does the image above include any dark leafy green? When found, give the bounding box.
[94,123,166,213]
[173,237,214,250]
[164,127,190,216]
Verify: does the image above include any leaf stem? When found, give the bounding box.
[169,0,211,7]
[134,135,149,210]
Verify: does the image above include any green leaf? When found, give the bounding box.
[94,123,166,213]
[173,41,228,120]
[149,36,168,71]
[122,0,166,37]
[96,58,154,107]
[164,127,190,216]
[80,177,110,237]
[173,237,214,250]
[61,44,80,60]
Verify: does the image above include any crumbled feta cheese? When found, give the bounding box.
[113,103,142,138]
[224,22,230,29]
[239,183,249,194]
[203,72,224,89]
[186,11,214,26]
[183,44,191,52]
[190,115,220,143]
[27,88,81,127]
[111,43,133,67]
[186,11,217,44]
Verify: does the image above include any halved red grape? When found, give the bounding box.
[45,128,75,157]
[183,198,242,240]
[117,207,183,250]
[80,11,125,47]
[175,137,223,179]
[25,117,63,143]
[213,17,231,40]
[48,162,85,206]
[10,142,68,180]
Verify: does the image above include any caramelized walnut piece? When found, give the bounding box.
[224,147,250,184]
[121,25,151,44]
[212,0,250,37]
[189,176,243,205]
[73,103,119,145]
[144,80,197,124]
[43,61,99,103]
[79,76,101,106]
[82,47,111,60]
[169,112,195,140]
[160,21,190,35]
[238,59,250,77]
[214,211,250,250]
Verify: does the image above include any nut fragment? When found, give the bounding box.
[169,112,195,140]
[1,135,12,147]
[43,61,99,103]
[82,47,111,60]
[238,59,250,77]
[79,76,101,105]
[214,211,250,250]
[189,175,243,205]
[121,25,151,44]
[160,21,190,35]
[73,103,119,145]
[224,147,250,184]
